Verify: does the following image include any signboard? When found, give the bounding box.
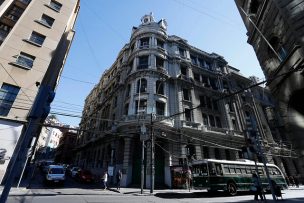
[108,166,114,177]
[0,120,23,183]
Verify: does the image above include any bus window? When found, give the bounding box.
[215,164,223,175]
[273,167,281,175]
[246,166,252,174]
[258,167,264,175]
[241,166,246,174]
[235,166,242,174]
[224,165,230,174]
[192,164,208,176]
[229,165,236,174]
[208,163,217,175]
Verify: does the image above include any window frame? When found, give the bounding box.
[46,0,62,12]
[35,14,55,28]
[26,31,46,46]
[14,52,35,69]
[0,83,20,116]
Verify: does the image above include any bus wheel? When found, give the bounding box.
[227,182,237,196]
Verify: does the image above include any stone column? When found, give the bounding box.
[121,137,132,187]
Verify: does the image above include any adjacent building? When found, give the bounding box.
[0,0,80,183]
[75,14,293,188]
[235,0,304,182]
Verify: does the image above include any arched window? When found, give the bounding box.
[137,78,147,93]
[156,80,164,95]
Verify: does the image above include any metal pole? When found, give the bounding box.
[150,114,154,193]
[141,140,145,194]
[238,6,283,62]
[251,93,276,201]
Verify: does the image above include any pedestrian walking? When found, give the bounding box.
[185,169,192,192]
[294,175,299,188]
[252,173,264,202]
[101,171,108,190]
[116,169,122,190]
[289,176,295,187]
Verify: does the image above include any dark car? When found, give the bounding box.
[76,169,94,183]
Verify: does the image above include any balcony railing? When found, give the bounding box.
[181,120,200,129]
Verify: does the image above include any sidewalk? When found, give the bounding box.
[1,185,304,202]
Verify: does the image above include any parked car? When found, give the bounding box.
[44,165,65,185]
[76,169,94,183]
[70,167,80,178]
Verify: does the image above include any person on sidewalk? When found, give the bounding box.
[101,171,108,190]
[116,170,122,190]
[252,173,264,202]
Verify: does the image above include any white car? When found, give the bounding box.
[44,165,65,185]
[71,167,80,178]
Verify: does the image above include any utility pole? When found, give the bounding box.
[150,113,155,194]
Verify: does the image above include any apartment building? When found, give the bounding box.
[75,13,292,188]
[0,0,79,183]
[235,0,304,181]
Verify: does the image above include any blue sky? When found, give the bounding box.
[51,0,264,126]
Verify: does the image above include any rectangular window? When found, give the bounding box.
[215,116,222,128]
[200,96,206,108]
[198,58,205,68]
[183,89,190,101]
[0,83,20,116]
[138,56,148,69]
[156,56,164,68]
[39,14,55,27]
[140,37,149,48]
[179,47,186,57]
[29,31,46,46]
[156,101,165,115]
[16,52,35,69]
[209,115,215,127]
[156,39,164,48]
[135,100,147,114]
[181,65,187,76]
[202,113,208,126]
[185,108,191,121]
[48,0,62,12]
[190,54,197,65]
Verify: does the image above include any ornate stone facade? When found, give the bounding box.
[75,14,292,187]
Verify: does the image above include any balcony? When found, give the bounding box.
[181,120,200,129]
[156,66,167,74]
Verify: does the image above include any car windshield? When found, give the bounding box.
[49,168,64,174]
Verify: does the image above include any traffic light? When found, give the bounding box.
[28,85,55,120]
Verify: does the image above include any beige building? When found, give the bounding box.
[0,0,79,183]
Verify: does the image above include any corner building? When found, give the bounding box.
[76,14,292,188]
[235,0,304,182]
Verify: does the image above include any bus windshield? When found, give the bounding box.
[192,163,208,177]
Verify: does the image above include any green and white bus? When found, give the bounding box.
[191,159,287,196]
